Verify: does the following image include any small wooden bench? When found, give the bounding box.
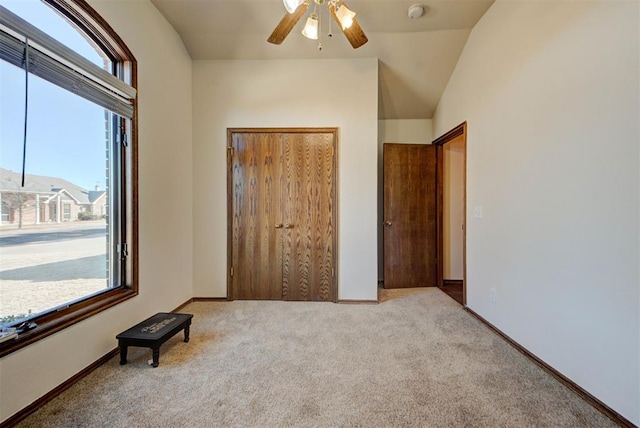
[116,312,192,368]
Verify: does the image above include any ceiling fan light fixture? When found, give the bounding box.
[335,3,356,30]
[283,0,304,14]
[301,13,319,39]
[268,0,367,49]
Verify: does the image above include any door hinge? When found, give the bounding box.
[227,146,234,156]
[230,266,234,277]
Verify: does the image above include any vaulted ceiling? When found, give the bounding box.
[150,0,494,119]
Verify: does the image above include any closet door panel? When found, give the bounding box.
[282,132,335,301]
[230,132,284,300]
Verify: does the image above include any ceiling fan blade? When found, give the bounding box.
[329,1,368,49]
[342,18,368,49]
[267,2,310,45]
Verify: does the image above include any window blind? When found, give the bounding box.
[0,5,136,119]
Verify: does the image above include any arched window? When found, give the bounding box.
[0,0,137,356]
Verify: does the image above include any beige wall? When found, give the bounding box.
[0,0,194,422]
[192,59,379,301]
[377,119,432,280]
[434,0,639,423]
[443,135,464,280]
[378,120,432,144]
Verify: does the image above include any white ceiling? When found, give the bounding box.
[150,0,495,119]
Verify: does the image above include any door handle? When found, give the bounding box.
[275,223,283,229]
[384,221,392,227]
[284,224,294,229]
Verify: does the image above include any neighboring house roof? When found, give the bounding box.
[88,190,106,204]
[0,167,105,205]
[43,189,81,204]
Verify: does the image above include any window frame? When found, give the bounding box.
[0,0,138,358]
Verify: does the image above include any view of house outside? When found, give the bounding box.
[0,0,113,326]
[0,167,109,324]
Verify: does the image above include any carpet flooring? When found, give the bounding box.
[16,288,615,427]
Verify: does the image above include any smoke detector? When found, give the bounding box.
[408,4,425,19]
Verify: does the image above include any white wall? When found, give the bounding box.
[192,59,378,301]
[443,135,464,280]
[377,120,432,280]
[0,0,194,422]
[433,0,639,423]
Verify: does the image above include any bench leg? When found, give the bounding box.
[184,324,190,343]
[152,347,160,368]
[119,344,128,365]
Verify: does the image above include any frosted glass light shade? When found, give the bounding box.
[301,14,319,39]
[283,0,303,14]
[335,4,356,29]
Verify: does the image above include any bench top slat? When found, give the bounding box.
[116,313,192,341]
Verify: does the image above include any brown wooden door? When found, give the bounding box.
[383,143,437,288]
[230,132,284,300]
[282,133,335,301]
[229,129,336,301]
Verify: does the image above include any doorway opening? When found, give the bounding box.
[434,122,467,305]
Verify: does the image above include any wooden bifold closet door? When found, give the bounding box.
[228,128,337,302]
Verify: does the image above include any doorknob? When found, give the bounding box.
[384,221,392,227]
[275,223,283,229]
[284,224,294,229]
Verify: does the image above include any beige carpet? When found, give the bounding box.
[17,288,615,427]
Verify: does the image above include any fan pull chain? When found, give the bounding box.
[21,39,30,188]
[318,5,323,51]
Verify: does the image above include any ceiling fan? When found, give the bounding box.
[267,0,368,49]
